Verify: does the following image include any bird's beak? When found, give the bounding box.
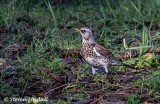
[74,28,81,32]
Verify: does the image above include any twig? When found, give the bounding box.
[45,84,67,94]
[22,78,28,97]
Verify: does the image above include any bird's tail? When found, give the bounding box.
[110,60,135,69]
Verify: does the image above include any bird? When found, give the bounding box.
[75,27,134,74]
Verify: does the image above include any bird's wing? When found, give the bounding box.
[94,44,114,58]
[94,44,134,67]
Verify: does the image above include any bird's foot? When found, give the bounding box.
[88,67,104,75]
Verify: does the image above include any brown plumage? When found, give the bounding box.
[75,27,133,74]
[95,44,114,58]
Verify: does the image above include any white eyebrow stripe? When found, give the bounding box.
[81,29,91,33]
[80,27,91,32]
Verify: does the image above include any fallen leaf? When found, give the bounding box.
[118,50,138,60]
[143,53,153,60]
[154,47,160,54]
[62,49,81,58]
[144,101,153,104]
[5,66,17,73]
[0,43,28,59]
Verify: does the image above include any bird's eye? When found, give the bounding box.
[81,30,86,33]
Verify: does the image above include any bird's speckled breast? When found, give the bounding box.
[81,40,110,67]
[81,41,96,58]
[81,42,105,67]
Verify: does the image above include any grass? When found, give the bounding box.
[0,0,160,103]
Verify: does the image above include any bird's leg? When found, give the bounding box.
[104,66,109,79]
[104,66,108,74]
[91,66,99,74]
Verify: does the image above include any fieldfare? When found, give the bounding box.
[75,27,133,74]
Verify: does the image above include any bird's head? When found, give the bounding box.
[75,27,96,45]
